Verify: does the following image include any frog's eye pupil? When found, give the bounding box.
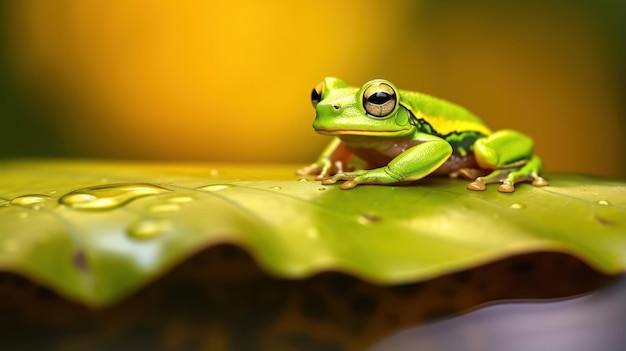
[367,91,392,105]
[311,82,324,108]
[363,82,397,117]
[311,88,321,104]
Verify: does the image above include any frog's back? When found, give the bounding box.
[398,89,492,136]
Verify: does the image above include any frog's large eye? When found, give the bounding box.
[311,82,323,108]
[363,82,397,117]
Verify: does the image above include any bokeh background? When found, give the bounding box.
[1,0,624,177]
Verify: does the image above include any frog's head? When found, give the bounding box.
[310,78,413,138]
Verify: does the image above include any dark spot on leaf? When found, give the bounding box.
[594,215,616,227]
[73,251,90,272]
[359,213,382,224]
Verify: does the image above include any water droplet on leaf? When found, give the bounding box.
[597,200,610,206]
[127,219,172,240]
[509,203,525,209]
[269,186,282,190]
[298,178,309,182]
[10,195,50,208]
[59,183,170,210]
[62,193,97,204]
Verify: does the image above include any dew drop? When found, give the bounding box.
[269,186,282,190]
[597,200,610,206]
[196,184,233,192]
[358,214,381,225]
[10,194,50,208]
[127,219,172,240]
[509,203,525,209]
[59,183,170,211]
[298,178,310,182]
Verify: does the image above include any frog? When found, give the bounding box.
[297,77,548,192]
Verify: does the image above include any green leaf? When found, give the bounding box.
[0,159,625,307]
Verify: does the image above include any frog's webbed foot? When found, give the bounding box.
[321,170,369,189]
[321,167,403,190]
[467,156,548,193]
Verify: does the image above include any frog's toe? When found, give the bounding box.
[321,171,362,186]
[321,177,338,185]
[467,178,487,191]
[340,180,359,190]
[497,180,515,193]
[532,176,548,187]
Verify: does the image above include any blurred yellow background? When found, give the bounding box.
[0,0,624,177]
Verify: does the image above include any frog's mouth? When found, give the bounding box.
[315,128,410,137]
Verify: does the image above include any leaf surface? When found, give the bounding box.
[0,159,624,307]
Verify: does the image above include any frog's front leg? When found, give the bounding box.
[467,129,548,192]
[322,134,452,189]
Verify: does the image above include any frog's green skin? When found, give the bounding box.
[298,77,548,192]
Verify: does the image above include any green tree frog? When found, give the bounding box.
[297,77,548,192]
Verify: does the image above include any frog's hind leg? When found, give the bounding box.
[467,129,548,192]
[468,155,548,192]
[502,155,548,191]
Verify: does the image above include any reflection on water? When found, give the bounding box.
[371,275,626,351]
